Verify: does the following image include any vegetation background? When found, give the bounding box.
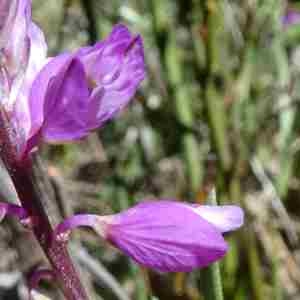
[2,0,300,299]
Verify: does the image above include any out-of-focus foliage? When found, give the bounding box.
[26,0,300,299]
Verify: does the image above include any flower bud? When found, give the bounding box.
[55,201,243,273]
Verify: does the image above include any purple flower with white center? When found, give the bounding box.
[55,200,244,273]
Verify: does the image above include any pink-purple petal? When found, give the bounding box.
[4,1,36,103]
[12,20,47,155]
[0,0,31,107]
[27,53,72,139]
[106,201,228,272]
[42,59,90,141]
[87,35,145,129]
[76,24,145,130]
[26,55,91,148]
[0,0,48,158]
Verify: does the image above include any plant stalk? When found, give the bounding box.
[0,110,89,300]
[200,189,224,300]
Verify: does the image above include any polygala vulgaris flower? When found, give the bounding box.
[55,200,244,272]
[23,24,145,155]
[0,0,145,160]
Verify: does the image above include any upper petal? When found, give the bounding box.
[76,24,132,80]
[27,53,72,140]
[0,0,18,48]
[26,54,90,151]
[0,0,31,107]
[76,24,145,130]
[41,58,90,142]
[106,200,228,272]
[87,34,145,129]
[12,22,47,143]
[0,0,48,158]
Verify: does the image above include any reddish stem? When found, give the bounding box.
[0,110,88,300]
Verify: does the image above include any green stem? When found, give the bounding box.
[202,0,232,172]
[247,231,265,300]
[200,189,224,300]
[165,32,202,195]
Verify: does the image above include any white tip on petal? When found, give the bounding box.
[193,205,244,233]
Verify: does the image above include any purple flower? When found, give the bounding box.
[0,0,145,160]
[55,200,244,273]
[20,24,145,157]
[282,9,300,26]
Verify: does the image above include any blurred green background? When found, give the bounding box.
[23,0,300,299]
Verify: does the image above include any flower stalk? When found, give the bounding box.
[200,189,224,300]
[0,109,89,300]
